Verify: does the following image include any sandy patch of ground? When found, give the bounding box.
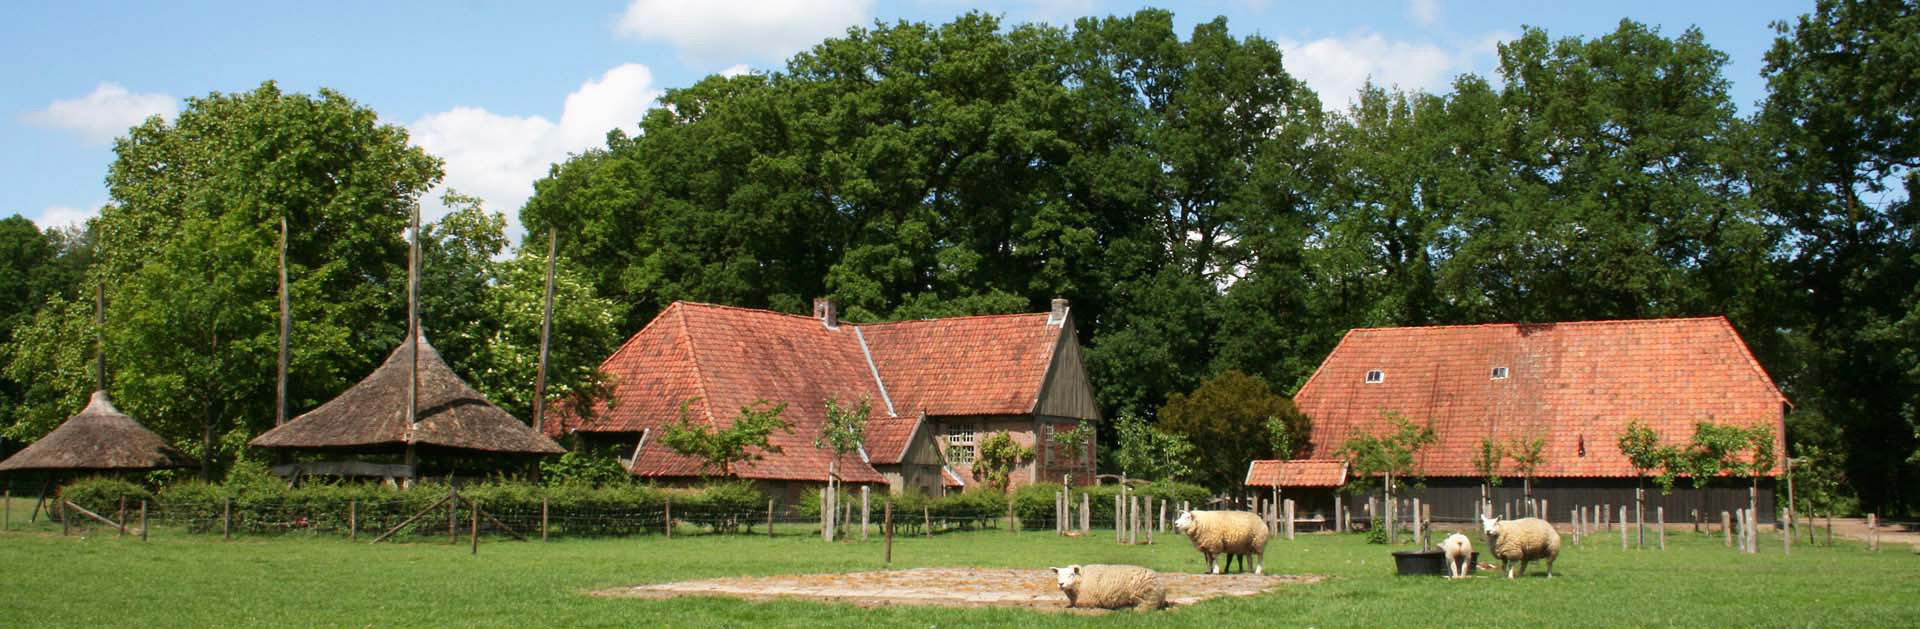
[593,567,1324,612]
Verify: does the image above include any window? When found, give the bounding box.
[1365,370,1385,384]
[1491,366,1509,380]
[946,423,977,465]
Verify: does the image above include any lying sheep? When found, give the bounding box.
[1174,510,1270,575]
[1050,564,1167,610]
[1480,516,1560,579]
[1440,533,1473,579]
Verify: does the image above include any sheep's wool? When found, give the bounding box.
[1058,564,1167,610]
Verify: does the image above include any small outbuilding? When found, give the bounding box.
[0,390,197,474]
[1245,459,1347,523]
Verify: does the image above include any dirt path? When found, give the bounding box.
[594,567,1325,612]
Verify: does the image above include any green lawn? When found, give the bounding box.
[0,497,1912,627]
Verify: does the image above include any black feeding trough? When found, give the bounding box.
[1391,549,1478,576]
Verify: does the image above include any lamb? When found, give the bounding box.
[1174,509,1270,575]
[1480,516,1561,579]
[1050,564,1167,611]
[1440,533,1473,579]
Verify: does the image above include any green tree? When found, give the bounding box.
[815,396,871,538]
[1108,411,1196,482]
[1756,0,1920,512]
[1471,437,1504,514]
[972,431,1033,493]
[1340,411,1436,542]
[659,399,794,477]
[1049,422,1096,484]
[1157,369,1309,491]
[1504,435,1547,501]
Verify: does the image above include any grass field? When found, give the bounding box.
[0,497,1912,627]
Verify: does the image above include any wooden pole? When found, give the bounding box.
[1782,509,1790,554]
[861,486,870,541]
[1722,511,1732,546]
[1620,506,1628,550]
[1657,507,1666,550]
[3,489,8,531]
[531,229,558,430]
[1158,499,1167,536]
[922,505,930,539]
[1128,495,1139,545]
[1080,492,1089,534]
[1825,512,1832,547]
[94,282,106,390]
[222,497,231,541]
[1784,457,1796,545]
[1333,495,1343,533]
[470,500,480,555]
[884,500,893,566]
[60,495,69,536]
[407,203,420,428]
[1868,513,1878,552]
[1287,499,1298,541]
[276,215,289,427]
[664,497,672,539]
[1411,498,1422,548]
[1114,493,1123,543]
[139,500,147,541]
[767,498,774,538]
[1144,497,1154,544]
[349,500,357,542]
[116,497,126,536]
[542,497,549,542]
[368,494,455,544]
[448,486,457,544]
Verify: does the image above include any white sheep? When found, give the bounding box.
[1440,533,1473,579]
[1050,564,1167,610]
[1174,509,1270,575]
[1479,516,1561,579]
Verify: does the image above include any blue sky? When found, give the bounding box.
[3,0,1813,244]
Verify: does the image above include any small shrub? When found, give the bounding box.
[60,476,153,518]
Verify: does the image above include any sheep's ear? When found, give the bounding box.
[1072,565,1081,575]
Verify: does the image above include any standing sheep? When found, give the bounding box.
[1440,533,1473,579]
[1050,564,1167,610]
[1480,516,1561,579]
[1174,510,1270,575]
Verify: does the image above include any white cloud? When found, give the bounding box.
[617,0,873,63]
[1408,0,1439,26]
[32,204,103,230]
[22,83,176,145]
[1280,32,1506,109]
[408,63,662,234]
[719,64,752,78]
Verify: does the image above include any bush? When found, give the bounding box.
[60,476,153,518]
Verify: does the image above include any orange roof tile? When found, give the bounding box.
[549,302,1076,483]
[861,313,1061,417]
[1295,317,1788,479]
[1246,459,1348,487]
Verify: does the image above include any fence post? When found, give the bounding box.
[922,504,930,539]
[1657,507,1666,550]
[1145,497,1154,544]
[1158,499,1167,535]
[884,500,893,566]
[118,497,126,537]
[3,489,9,531]
[1571,508,1580,544]
[1722,511,1732,547]
[139,500,148,542]
[862,486,870,541]
[1620,506,1628,550]
[350,500,358,542]
[1781,509,1790,554]
[1114,494,1123,543]
[1287,499,1298,541]
[61,496,69,536]
[767,498,774,538]
[1868,513,1878,551]
[664,496,674,539]
[1128,495,1139,545]
[1635,489,1644,549]
[541,497,549,542]
[470,500,479,555]
[222,497,231,541]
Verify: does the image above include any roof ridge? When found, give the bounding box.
[673,300,821,322]
[674,304,719,427]
[1349,316,1731,333]
[856,311,1050,328]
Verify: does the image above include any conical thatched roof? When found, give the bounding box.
[250,334,564,455]
[0,390,197,472]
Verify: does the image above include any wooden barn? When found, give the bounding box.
[1245,459,1348,523]
[1292,317,1789,523]
[545,298,1100,502]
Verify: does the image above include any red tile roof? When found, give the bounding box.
[1245,459,1348,488]
[861,313,1061,417]
[1294,317,1788,479]
[549,301,1076,483]
[862,416,922,465]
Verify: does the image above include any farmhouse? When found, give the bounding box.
[1290,317,1788,522]
[545,299,1100,502]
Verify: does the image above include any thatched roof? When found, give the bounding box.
[250,334,564,455]
[0,390,196,472]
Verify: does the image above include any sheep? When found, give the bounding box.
[1049,564,1167,611]
[1440,533,1473,579]
[1480,515,1561,579]
[1174,509,1270,575]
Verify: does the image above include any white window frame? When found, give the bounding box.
[1491,366,1509,380]
[1365,369,1385,384]
[946,423,977,465]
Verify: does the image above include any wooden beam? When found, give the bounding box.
[369,494,454,544]
[532,228,557,429]
[276,215,289,426]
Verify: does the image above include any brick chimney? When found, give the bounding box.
[1047,298,1069,326]
[813,297,839,329]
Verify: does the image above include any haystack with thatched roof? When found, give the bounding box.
[0,390,196,472]
[250,334,563,456]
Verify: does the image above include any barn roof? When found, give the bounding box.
[0,391,196,472]
[1245,459,1348,488]
[1294,317,1787,479]
[250,334,563,455]
[551,301,1088,483]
